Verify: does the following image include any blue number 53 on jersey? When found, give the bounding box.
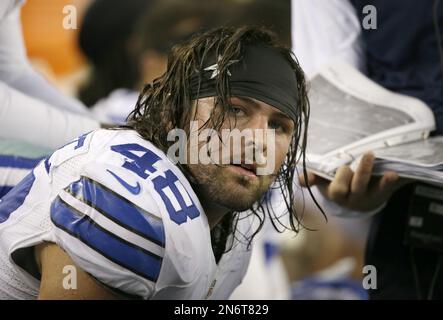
[110,143,200,225]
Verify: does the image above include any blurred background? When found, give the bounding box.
[21,0,89,94]
[19,0,370,300]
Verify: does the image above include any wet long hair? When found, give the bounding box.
[127,26,322,260]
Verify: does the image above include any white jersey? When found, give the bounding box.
[0,153,44,199]
[0,0,23,21]
[0,129,253,300]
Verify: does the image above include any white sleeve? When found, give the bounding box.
[0,0,23,20]
[0,7,89,115]
[0,82,99,149]
[291,0,366,77]
[48,147,164,299]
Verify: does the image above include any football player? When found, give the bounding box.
[0,26,314,299]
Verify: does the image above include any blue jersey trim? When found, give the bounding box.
[51,197,162,282]
[66,177,165,247]
[0,172,36,223]
[0,155,43,169]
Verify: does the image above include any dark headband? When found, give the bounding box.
[190,44,299,122]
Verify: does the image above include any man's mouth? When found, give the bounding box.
[228,162,258,177]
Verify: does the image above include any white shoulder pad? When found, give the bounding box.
[44,130,95,176]
[50,129,208,298]
[50,130,169,299]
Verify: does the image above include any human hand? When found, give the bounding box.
[299,152,411,212]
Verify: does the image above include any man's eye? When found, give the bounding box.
[229,106,245,116]
[269,120,287,133]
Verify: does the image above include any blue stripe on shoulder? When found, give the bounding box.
[67,177,165,247]
[0,186,14,199]
[0,155,44,169]
[50,198,162,282]
[0,172,35,223]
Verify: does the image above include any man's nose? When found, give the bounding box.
[243,115,269,155]
[247,114,268,131]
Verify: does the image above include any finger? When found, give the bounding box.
[373,171,400,195]
[351,152,375,195]
[328,166,354,203]
[299,171,315,187]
